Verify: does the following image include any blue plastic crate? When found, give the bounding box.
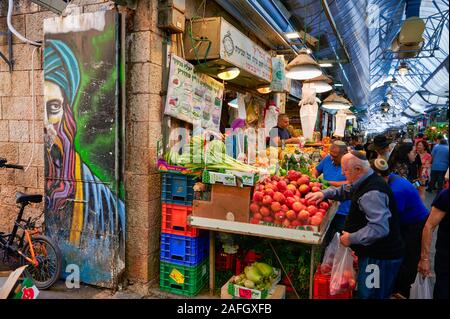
[161,172,196,205]
[160,233,209,267]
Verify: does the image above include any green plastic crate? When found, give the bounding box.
[160,259,209,296]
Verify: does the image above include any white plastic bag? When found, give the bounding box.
[329,241,356,295]
[410,273,433,299]
[321,232,340,275]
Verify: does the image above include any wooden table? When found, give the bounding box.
[189,203,338,299]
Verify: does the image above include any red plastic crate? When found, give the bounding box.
[162,203,200,237]
[235,250,262,275]
[313,265,353,299]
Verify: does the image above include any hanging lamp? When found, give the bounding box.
[257,85,272,94]
[228,98,239,108]
[303,74,333,93]
[217,67,240,81]
[285,48,322,80]
[321,92,351,110]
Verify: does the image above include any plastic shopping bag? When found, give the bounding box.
[329,240,356,295]
[321,232,340,275]
[410,273,433,299]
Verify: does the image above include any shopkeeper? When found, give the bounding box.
[268,114,301,147]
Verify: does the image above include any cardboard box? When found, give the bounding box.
[158,6,185,33]
[222,271,283,299]
[193,184,251,222]
[158,0,186,12]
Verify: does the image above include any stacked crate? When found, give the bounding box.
[159,172,209,296]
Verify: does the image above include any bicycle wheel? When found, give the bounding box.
[20,235,62,290]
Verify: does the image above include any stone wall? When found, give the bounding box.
[0,0,164,289]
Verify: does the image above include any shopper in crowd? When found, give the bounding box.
[388,142,422,184]
[306,151,404,299]
[313,141,350,247]
[416,140,432,199]
[372,135,396,161]
[427,134,449,193]
[418,188,449,299]
[370,158,429,299]
[414,132,425,145]
[364,138,378,160]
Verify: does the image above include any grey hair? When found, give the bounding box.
[331,140,348,154]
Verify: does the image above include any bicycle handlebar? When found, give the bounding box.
[0,158,23,170]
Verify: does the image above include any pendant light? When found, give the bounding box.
[285,48,322,80]
[257,85,272,94]
[397,62,409,76]
[321,92,351,110]
[228,98,239,108]
[303,74,333,93]
[217,67,240,81]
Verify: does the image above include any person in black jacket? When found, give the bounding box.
[306,151,404,299]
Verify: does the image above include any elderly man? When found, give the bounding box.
[313,141,350,245]
[306,151,404,299]
[268,114,301,147]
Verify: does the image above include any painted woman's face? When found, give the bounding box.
[44,81,65,147]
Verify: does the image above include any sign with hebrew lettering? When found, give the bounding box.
[220,19,272,82]
[165,55,224,131]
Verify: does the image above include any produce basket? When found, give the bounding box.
[227,268,281,299]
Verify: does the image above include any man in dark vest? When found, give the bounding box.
[306,151,404,299]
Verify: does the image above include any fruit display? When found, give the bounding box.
[232,262,279,291]
[249,171,332,229]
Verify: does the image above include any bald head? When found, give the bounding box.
[341,153,371,183]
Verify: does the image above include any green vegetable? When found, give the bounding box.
[254,262,273,277]
[244,279,255,289]
[244,266,263,284]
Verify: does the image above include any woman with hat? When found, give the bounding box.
[370,158,429,298]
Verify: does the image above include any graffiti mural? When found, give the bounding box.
[43,11,125,288]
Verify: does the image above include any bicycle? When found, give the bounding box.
[0,157,62,289]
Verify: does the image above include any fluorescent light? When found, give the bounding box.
[217,67,240,80]
[319,63,333,68]
[285,32,300,39]
[334,83,343,87]
[228,98,238,108]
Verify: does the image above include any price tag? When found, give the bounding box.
[170,268,185,284]
[238,287,252,299]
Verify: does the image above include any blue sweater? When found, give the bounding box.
[431,144,449,171]
[388,174,429,224]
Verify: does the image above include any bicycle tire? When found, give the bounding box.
[20,235,62,290]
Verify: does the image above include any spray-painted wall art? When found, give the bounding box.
[43,11,125,288]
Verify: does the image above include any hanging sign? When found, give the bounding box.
[220,19,272,82]
[165,55,224,131]
[270,55,290,92]
[289,80,302,99]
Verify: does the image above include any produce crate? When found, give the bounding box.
[160,233,209,266]
[159,260,209,296]
[161,172,197,205]
[227,269,281,299]
[221,279,286,299]
[162,203,200,237]
[313,265,353,299]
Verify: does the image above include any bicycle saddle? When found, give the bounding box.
[16,192,43,204]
